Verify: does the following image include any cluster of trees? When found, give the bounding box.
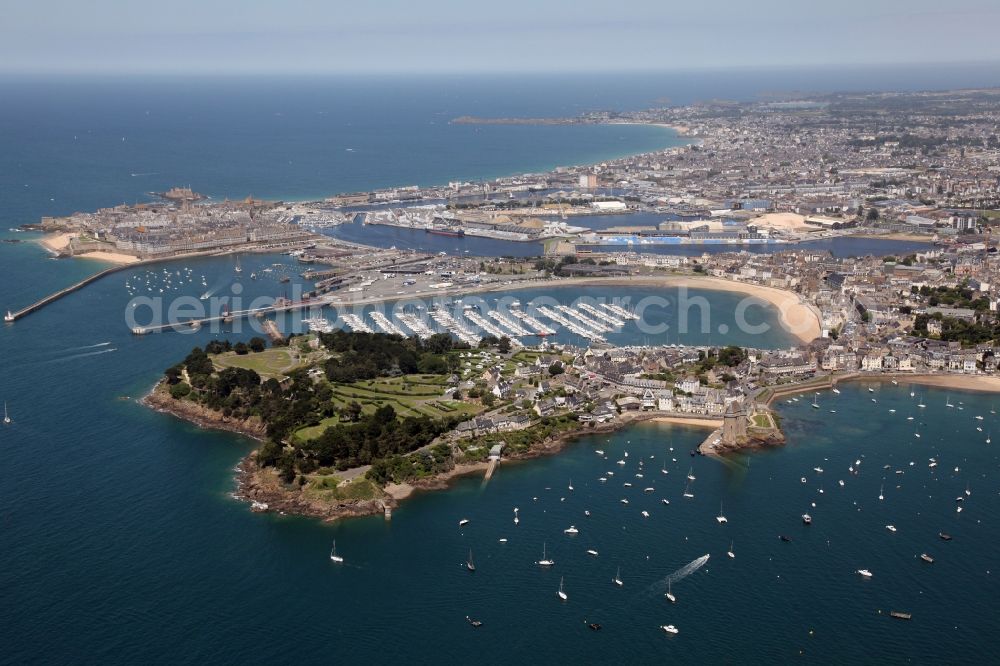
[911,284,990,311]
[259,404,460,480]
[913,313,999,346]
[366,443,453,485]
[317,330,466,383]
[162,330,477,485]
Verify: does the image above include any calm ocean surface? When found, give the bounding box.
[1,73,997,664]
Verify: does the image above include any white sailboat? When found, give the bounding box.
[3,402,10,425]
[329,540,344,563]
[568,478,574,492]
[716,501,727,524]
[613,567,623,587]
[234,255,242,273]
[727,540,735,558]
[537,542,554,567]
[557,576,567,601]
[878,484,884,501]
[666,580,676,603]
[811,394,819,409]
[683,480,694,499]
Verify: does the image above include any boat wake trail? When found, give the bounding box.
[643,554,710,597]
[55,341,112,353]
[42,348,117,363]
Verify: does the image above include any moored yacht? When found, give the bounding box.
[537,542,554,567]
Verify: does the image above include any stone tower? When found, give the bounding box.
[722,400,748,445]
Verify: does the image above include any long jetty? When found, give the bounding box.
[129,297,335,335]
[4,264,133,322]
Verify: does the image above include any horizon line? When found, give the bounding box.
[2,59,1000,78]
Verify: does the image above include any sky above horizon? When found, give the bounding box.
[4,0,1000,74]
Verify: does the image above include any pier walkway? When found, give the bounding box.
[5,264,133,323]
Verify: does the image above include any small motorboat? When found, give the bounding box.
[886,525,897,533]
[920,553,934,564]
[857,569,873,578]
[661,624,679,635]
[779,535,792,542]
[939,532,953,541]
[641,510,650,518]
[586,549,599,557]
[459,519,470,527]
[587,622,602,631]
[564,525,579,535]
[466,616,483,628]
[802,513,812,525]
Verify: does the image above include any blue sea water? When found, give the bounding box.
[2,71,999,664]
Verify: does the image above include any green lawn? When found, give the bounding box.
[214,348,299,378]
[303,475,380,501]
[752,414,772,428]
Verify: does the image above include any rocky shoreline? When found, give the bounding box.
[146,385,777,523]
[142,382,267,441]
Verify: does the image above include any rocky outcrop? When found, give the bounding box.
[143,382,267,441]
[236,456,392,522]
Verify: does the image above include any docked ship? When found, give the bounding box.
[425,226,465,238]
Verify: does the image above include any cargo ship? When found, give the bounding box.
[426,227,465,238]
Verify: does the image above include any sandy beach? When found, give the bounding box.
[39,232,75,253]
[852,374,1000,394]
[38,232,140,264]
[76,251,141,265]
